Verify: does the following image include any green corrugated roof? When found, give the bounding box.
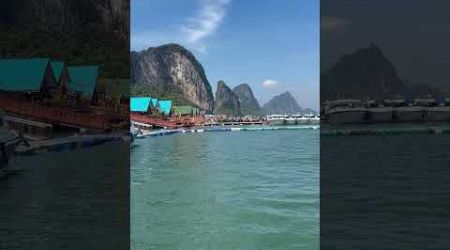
[97,79,130,98]
[173,105,194,115]
[68,66,99,98]
[50,61,65,82]
[0,58,50,91]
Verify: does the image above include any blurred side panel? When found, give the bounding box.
[321,0,450,249]
[0,1,130,249]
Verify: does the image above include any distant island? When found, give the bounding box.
[321,43,444,102]
[131,43,315,116]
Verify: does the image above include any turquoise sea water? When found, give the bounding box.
[131,128,319,249]
[0,143,129,249]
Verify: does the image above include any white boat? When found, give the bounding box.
[391,98,426,122]
[131,121,154,138]
[266,114,287,125]
[302,113,320,124]
[367,100,393,123]
[428,105,450,122]
[427,97,450,122]
[286,114,301,125]
[297,116,310,124]
[326,99,367,124]
[310,115,320,124]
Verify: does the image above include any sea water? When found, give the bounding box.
[0,143,129,249]
[131,128,320,249]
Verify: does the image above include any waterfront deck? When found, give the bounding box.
[0,97,111,130]
[130,113,178,128]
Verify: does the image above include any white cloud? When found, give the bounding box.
[131,0,231,53]
[262,79,279,89]
[183,0,230,43]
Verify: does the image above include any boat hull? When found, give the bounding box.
[327,110,367,124]
[285,118,297,125]
[368,108,394,123]
[394,107,425,122]
[268,119,286,125]
[426,107,450,122]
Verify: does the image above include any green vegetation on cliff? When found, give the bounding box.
[130,84,195,106]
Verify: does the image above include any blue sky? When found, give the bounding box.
[132,0,319,110]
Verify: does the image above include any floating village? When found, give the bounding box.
[129,96,320,139]
[0,57,321,170]
[0,58,129,170]
[4,57,450,170]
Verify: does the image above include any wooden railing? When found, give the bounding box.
[0,97,110,130]
[130,113,178,128]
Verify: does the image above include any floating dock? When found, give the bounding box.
[143,125,320,137]
[141,123,450,138]
[15,133,129,155]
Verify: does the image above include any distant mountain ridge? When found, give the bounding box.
[214,81,241,116]
[262,92,306,115]
[233,83,262,116]
[131,43,314,115]
[321,43,442,101]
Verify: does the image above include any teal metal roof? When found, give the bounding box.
[0,58,50,91]
[50,61,65,82]
[150,98,158,108]
[68,66,99,98]
[158,100,172,116]
[130,97,151,112]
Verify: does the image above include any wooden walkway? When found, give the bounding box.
[130,113,178,128]
[0,97,110,130]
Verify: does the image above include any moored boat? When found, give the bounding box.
[310,115,320,124]
[266,114,287,125]
[427,97,450,122]
[392,98,426,123]
[326,99,367,124]
[367,100,394,123]
[302,113,320,124]
[286,114,303,125]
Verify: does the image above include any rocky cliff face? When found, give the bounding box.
[0,0,129,77]
[0,0,128,41]
[262,91,302,115]
[233,83,261,116]
[214,81,241,116]
[131,44,215,111]
[321,43,407,101]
